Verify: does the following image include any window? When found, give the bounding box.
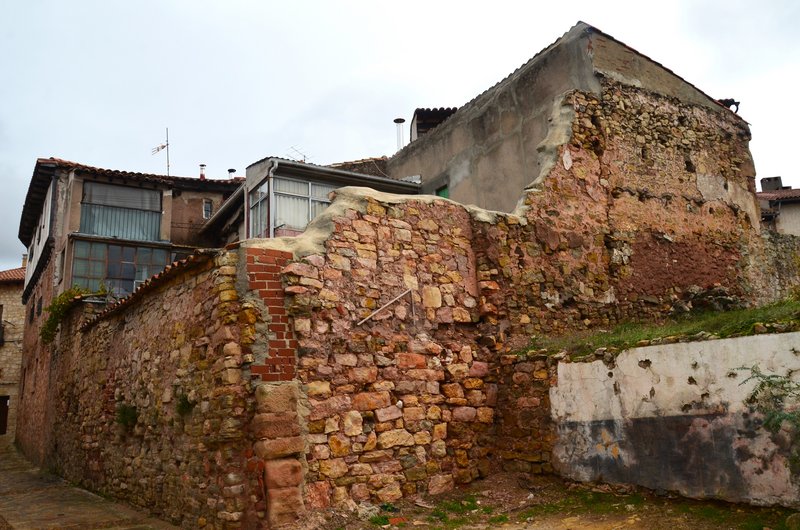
[436,185,449,199]
[80,182,162,242]
[274,177,336,231]
[249,180,269,238]
[72,240,171,297]
[203,199,213,220]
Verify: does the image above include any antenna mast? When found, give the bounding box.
[151,128,171,176]
[165,127,170,176]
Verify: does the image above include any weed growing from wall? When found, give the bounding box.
[115,403,138,430]
[40,286,89,344]
[741,365,800,473]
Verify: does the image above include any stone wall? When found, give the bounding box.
[550,332,800,506]
[0,281,24,446]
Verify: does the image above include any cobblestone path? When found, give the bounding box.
[0,443,177,529]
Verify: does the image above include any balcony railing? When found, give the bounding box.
[80,203,161,242]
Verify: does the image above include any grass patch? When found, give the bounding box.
[527,299,800,357]
[369,514,389,526]
[488,514,509,523]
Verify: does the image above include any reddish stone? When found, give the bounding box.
[252,412,300,439]
[352,391,391,411]
[468,361,490,377]
[268,486,304,526]
[451,406,477,422]
[264,458,303,488]
[397,352,427,369]
[254,436,305,460]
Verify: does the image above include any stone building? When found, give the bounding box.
[11,21,800,530]
[757,176,800,235]
[388,20,758,226]
[201,156,418,243]
[16,158,240,460]
[0,261,26,447]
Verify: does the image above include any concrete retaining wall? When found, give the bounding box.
[550,332,800,506]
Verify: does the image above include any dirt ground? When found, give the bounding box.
[299,473,797,530]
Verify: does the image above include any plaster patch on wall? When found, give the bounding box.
[550,332,800,506]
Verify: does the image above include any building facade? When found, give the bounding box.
[0,263,26,447]
[16,158,240,461]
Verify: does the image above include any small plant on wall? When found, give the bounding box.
[116,403,138,431]
[741,365,800,473]
[176,394,195,416]
[40,286,89,344]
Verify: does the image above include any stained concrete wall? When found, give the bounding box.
[774,204,800,237]
[386,23,749,216]
[550,332,800,506]
[387,24,599,212]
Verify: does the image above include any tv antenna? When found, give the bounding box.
[151,127,170,176]
[286,146,311,163]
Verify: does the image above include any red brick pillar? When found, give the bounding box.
[245,248,297,382]
[244,247,306,527]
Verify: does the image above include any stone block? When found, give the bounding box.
[329,433,351,457]
[422,286,442,308]
[349,366,378,383]
[353,391,391,411]
[319,458,348,478]
[256,382,299,413]
[308,395,352,421]
[306,380,331,397]
[428,474,454,495]
[264,458,303,488]
[432,423,447,440]
[342,410,363,436]
[377,482,403,502]
[378,429,415,448]
[397,352,427,369]
[403,407,426,422]
[452,406,477,422]
[254,436,305,460]
[268,486,304,527]
[253,412,301,439]
[468,361,489,377]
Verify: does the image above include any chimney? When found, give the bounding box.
[21,254,27,268]
[394,118,406,151]
[199,164,207,181]
[228,168,236,178]
[761,176,784,192]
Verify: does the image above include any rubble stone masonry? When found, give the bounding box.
[14,80,800,528]
[0,281,24,447]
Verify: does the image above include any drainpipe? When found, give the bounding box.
[268,159,278,239]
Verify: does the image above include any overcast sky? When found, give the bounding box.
[1,0,798,272]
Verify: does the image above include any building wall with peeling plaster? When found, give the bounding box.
[550,332,800,506]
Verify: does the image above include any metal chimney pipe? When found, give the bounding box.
[199,164,207,180]
[228,168,236,178]
[394,118,406,151]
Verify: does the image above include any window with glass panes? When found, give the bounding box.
[72,240,170,296]
[80,182,162,241]
[273,177,336,231]
[248,180,269,238]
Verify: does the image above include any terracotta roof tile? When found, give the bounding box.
[0,266,25,283]
[79,249,216,331]
[757,189,800,201]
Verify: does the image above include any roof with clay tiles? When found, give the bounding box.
[0,266,25,283]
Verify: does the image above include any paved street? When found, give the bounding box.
[0,443,177,530]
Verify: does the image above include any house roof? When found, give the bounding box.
[19,157,243,246]
[245,156,420,191]
[391,21,743,161]
[757,189,800,201]
[0,266,25,284]
[328,157,390,178]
